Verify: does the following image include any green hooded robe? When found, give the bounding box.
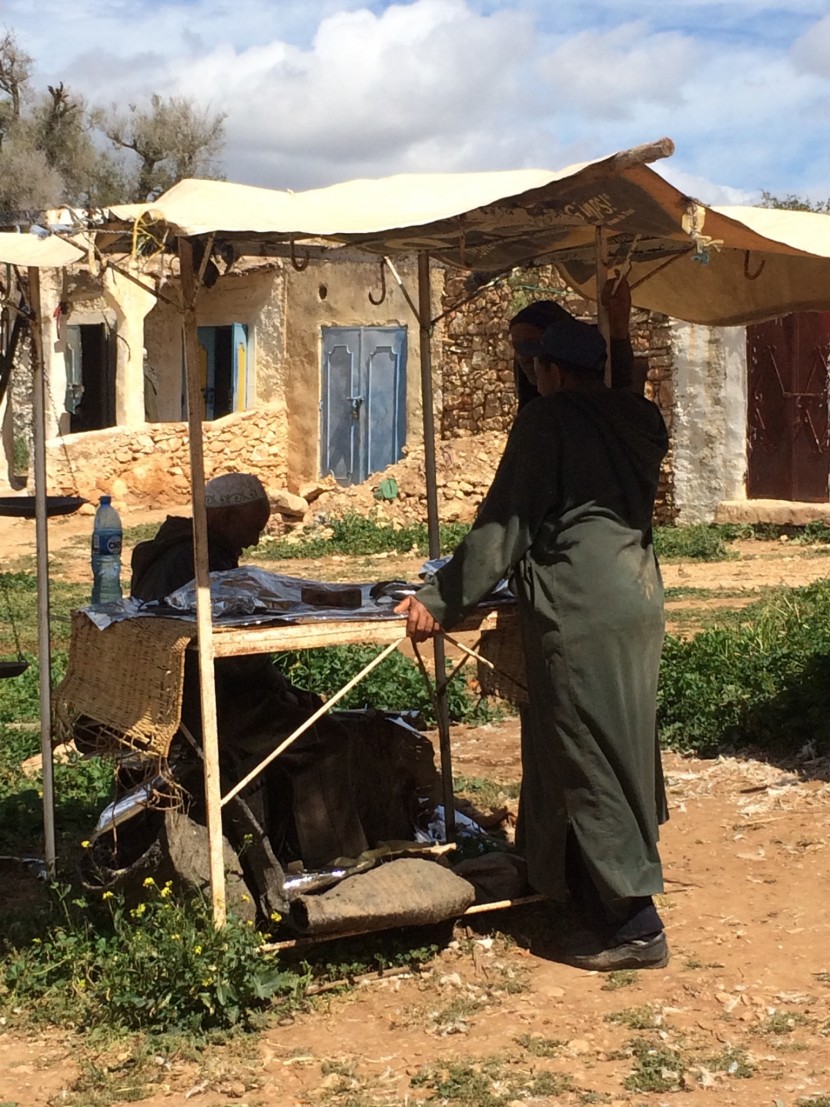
[417,388,669,907]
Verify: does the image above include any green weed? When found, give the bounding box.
[602,970,638,991]
[762,1011,809,1035]
[454,774,520,811]
[658,579,830,756]
[272,645,494,725]
[515,1032,562,1057]
[623,1038,685,1092]
[703,1045,755,1078]
[251,512,471,561]
[0,881,306,1034]
[605,1005,661,1029]
[795,520,830,545]
[411,1055,572,1105]
[653,524,732,562]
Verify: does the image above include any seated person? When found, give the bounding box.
[130,473,372,868]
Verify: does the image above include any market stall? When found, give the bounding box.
[33,136,830,925]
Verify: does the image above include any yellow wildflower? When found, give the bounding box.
[102,890,114,901]
[80,840,91,849]
[269,911,281,923]
[193,944,202,955]
[142,876,156,888]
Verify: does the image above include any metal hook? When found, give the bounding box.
[744,250,766,281]
[289,238,310,272]
[368,258,387,305]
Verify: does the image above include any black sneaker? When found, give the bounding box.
[566,931,669,972]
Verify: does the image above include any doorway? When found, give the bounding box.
[747,313,830,501]
[64,323,116,432]
[320,326,407,485]
[197,324,249,419]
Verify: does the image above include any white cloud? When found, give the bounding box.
[791,13,830,76]
[537,23,698,119]
[0,0,826,199]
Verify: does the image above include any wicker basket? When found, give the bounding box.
[54,612,193,759]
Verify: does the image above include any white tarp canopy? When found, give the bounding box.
[557,203,830,327]
[0,232,85,269]
[98,136,830,327]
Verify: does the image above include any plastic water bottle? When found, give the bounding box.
[91,495,123,604]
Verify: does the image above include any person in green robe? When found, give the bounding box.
[396,315,670,970]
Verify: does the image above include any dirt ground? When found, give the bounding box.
[1,510,830,1106]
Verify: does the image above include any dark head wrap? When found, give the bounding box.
[508,299,571,332]
[541,317,607,373]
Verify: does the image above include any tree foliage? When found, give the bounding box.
[0,28,226,218]
[759,190,830,214]
[97,94,226,201]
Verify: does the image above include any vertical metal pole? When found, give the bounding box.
[29,267,56,875]
[417,251,456,840]
[178,239,226,927]
[595,226,612,387]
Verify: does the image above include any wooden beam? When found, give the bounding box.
[178,237,226,928]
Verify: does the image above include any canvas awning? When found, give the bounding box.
[104,138,680,269]
[0,233,85,269]
[556,204,830,327]
[97,137,830,328]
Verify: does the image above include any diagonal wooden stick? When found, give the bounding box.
[220,637,406,807]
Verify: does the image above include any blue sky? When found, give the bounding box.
[2,0,828,203]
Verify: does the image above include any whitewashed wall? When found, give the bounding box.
[671,322,747,523]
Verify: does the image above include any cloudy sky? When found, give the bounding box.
[3,0,829,204]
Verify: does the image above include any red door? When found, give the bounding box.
[747,313,830,502]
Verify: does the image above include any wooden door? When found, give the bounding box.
[747,313,830,501]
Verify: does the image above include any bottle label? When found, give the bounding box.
[93,532,122,556]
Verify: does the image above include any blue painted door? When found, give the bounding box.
[320,326,407,484]
[198,324,249,419]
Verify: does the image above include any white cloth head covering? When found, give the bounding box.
[204,473,269,508]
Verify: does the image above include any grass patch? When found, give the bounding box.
[605,1004,661,1030]
[515,1032,562,1057]
[658,579,830,756]
[411,1055,572,1104]
[0,571,87,656]
[653,524,732,562]
[0,880,307,1035]
[251,512,471,561]
[601,970,638,991]
[0,743,114,857]
[623,1038,685,1092]
[272,645,494,725]
[702,1045,755,1078]
[760,1011,810,1035]
[454,774,520,810]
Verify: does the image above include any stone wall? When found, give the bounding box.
[45,402,289,507]
[440,266,677,523]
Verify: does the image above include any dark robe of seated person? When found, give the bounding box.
[130,501,374,868]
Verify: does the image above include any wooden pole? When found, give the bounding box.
[178,239,226,928]
[417,251,456,841]
[595,226,612,387]
[28,267,56,875]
